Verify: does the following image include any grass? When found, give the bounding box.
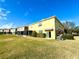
[0,35,79,59]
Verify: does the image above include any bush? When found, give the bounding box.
[37,33,46,38]
[72,34,79,36]
[42,33,46,38]
[37,33,40,37]
[40,33,46,38]
[0,32,3,34]
[62,34,74,40]
[31,31,37,37]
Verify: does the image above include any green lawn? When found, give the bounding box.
[0,35,79,59]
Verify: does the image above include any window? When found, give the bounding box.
[39,30,43,33]
[38,22,42,27]
[31,26,33,28]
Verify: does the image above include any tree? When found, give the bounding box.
[63,21,75,30]
[63,21,76,34]
[73,26,79,35]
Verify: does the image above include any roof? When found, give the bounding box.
[28,16,64,27]
[40,16,56,22]
[29,16,56,26]
[16,25,28,29]
[55,17,64,28]
[0,16,64,29]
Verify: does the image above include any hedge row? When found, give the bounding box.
[31,31,74,40]
[31,31,46,38]
[62,34,74,40]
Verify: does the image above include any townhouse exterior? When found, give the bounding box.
[0,29,3,34]
[28,16,64,39]
[3,29,11,34]
[0,28,16,35]
[16,26,28,35]
[0,16,64,39]
[10,28,17,35]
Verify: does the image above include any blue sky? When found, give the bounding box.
[0,0,79,28]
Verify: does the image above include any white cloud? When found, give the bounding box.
[29,8,32,12]
[0,0,5,2]
[17,1,21,5]
[0,23,15,29]
[0,16,7,20]
[24,11,29,16]
[61,17,74,23]
[61,20,72,23]
[6,11,11,14]
[61,17,79,26]
[24,8,32,16]
[0,8,11,20]
[0,12,7,16]
[0,8,5,12]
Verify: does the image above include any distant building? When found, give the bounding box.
[10,28,17,35]
[0,29,4,34]
[0,16,64,39]
[3,29,11,34]
[16,26,28,35]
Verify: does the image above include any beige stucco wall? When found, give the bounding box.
[29,17,55,31]
[29,17,56,39]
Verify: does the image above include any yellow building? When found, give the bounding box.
[29,16,64,39]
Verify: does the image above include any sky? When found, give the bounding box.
[0,0,79,28]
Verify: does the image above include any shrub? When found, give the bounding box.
[73,34,79,36]
[37,33,40,37]
[72,33,79,36]
[37,33,46,38]
[43,33,46,38]
[31,31,37,37]
[0,32,3,35]
[40,33,46,38]
[62,34,74,40]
